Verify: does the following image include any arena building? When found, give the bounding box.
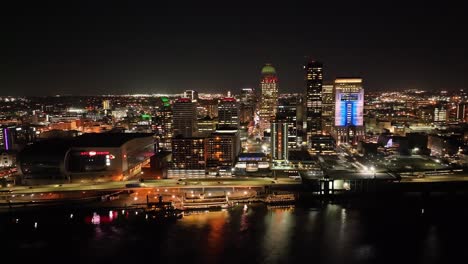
[18,133,155,185]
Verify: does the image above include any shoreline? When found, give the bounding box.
[2,189,468,215]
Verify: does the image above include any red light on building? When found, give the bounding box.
[221,97,236,102]
[177,98,191,103]
[262,76,278,84]
[80,151,110,156]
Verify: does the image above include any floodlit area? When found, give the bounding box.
[381,155,449,172]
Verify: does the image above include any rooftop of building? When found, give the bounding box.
[220,97,237,102]
[172,135,206,140]
[305,60,323,67]
[72,133,154,148]
[238,152,266,158]
[288,150,315,161]
[19,138,74,158]
[261,64,276,75]
[310,135,335,141]
[176,98,192,103]
[213,129,239,134]
[335,77,363,83]
[19,133,155,157]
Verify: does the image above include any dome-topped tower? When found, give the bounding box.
[261,64,276,75]
[258,63,279,133]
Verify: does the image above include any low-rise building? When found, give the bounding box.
[18,133,155,185]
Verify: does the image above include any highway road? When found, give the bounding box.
[1,177,301,196]
[0,177,296,209]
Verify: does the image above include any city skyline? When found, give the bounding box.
[1,2,467,96]
[2,2,468,262]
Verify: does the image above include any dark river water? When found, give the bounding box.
[1,202,467,264]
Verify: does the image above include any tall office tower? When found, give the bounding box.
[102,99,111,110]
[333,78,365,145]
[169,137,206,178]
[270,122,288,161]
[321,82,335,135]
[217,97,240,129]
[276,98,299,149]
[295,96,304,144]
[205,131,240,176]
[434,106,447,122]
[239,88,256,124]
[304,60,323,144]
[172,98,197,138]
[258,64,279,132]
[457,103,468,122]
[183,90,199,102]
[156,97,173,150]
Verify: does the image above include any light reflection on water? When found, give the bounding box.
[262,208,294,263]
[1,203,468,264]
[422,225,439,263]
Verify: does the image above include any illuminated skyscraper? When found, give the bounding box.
[239,88,256,124]
[457,103,468,122]
[172,98,197,138]
[206,131,240,176]
[156,97,172,150]
[321,82,334,135]
[276,98,300,149]
[434,106,447,122]
[102,99,111,110]
[304,60,323,142]
[217,97,239,129]
[183,90,199,102]
[333,78,365,145]
[258,64,278,132]
[170,137,205,178]
[270,122,288,161]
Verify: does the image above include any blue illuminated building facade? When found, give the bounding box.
[333,78,365,145]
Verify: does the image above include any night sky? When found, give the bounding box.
[1,1,467,96]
